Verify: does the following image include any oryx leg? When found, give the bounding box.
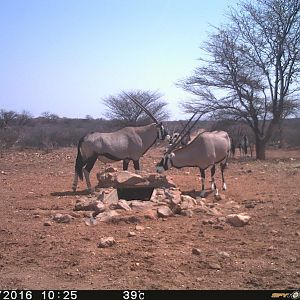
[72,172,78,192]
[210,164,217,192]
[123,159,130,171]
[200,168,206,197]
[220,162,227,191]
[133,160,141,174]
[83,155,97,193]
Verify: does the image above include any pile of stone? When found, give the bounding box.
[69,168,248,226]
[47,168,251,227]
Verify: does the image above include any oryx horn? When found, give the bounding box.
[168,112,202,152]
[123,91,159,124]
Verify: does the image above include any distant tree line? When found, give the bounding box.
[1,107,300,152]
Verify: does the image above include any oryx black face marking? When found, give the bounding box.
[157,123,168,140]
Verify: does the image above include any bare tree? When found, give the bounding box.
[0,109,18,129]
[102,90,169,126]
[179,0,300,159]
[41,112,60,120]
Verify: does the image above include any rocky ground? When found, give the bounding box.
[0,146,299,290]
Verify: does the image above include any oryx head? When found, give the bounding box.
[156,152,175,173]
[156,122,169,140]
[168,132,180,145]
[167,112,200,149]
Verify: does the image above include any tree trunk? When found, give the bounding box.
[255,136,266,160]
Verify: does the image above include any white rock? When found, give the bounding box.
[226,214,251,227]
[74,198,105,214]
[96,210,119,222]
[128,231,136,237]
[157,206,173,218]
[98,237,116,248]
[192,248,202,255]
[114,200,132,211]
[135,225,145,231]
[129,200,153,211]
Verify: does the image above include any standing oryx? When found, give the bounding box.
[157,130,231,197]
[72,94,169,192]
[238,135,250,157]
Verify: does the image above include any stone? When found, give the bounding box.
[96,210,119,222]
[181,195,197,204]
[192,248,202,255]
[218,251,230,258]
[146,174,176,188]
[53,213,73,224]
[205,207,222,217]
[102,189,119,205]
[43,221,52,226]
[245,203,255,209]
[180,210,193,217]
[129,200,153,211]
[96,172,115,188]
[208,262,221,270]
[135,225,145,231]
[114,171,148,186]
[74,198,105,214]
[212,224,224,230]
[214,194,226,201]
[180,195,197,210]
[84,217,98,226]
[128,231,136,237]
[223,201,241,209]
[157,206,173,218]
[149,189,157,202]
[69,211,82,218]
[168,190,182,205]
[113,200,132,211]
[105,167,118,173]
[226,214,251,227]
[143,209,157,220]
[98,237,116,248]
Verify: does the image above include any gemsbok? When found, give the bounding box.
[157,130,231,197]
[238,134,254,157]
[72,94,169,192]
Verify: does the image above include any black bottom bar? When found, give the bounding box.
[1,289,298,300]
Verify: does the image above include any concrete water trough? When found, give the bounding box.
[117,186,154,201]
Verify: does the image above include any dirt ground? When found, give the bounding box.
[0,145,299,291]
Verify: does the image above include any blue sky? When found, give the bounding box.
[0,0,237,120]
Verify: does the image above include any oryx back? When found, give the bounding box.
[172,131,230,169]
[80,123,158,163]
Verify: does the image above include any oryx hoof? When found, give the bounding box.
[87,187,94,194]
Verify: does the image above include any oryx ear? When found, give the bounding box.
[169,153,175,158]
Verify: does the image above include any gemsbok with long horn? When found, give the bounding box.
[157,129,231,197]
[72,93,169,192]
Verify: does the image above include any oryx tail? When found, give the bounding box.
[75,137,85,181]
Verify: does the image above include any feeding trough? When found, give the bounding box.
[117,186,154,201]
